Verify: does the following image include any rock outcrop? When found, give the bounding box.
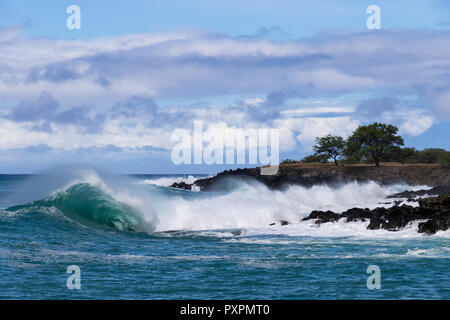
[302,194,450,235]
[388,185,450,200]
[170,181,192,190]
[171,164,450,191]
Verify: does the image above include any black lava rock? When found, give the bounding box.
[303,195,450,235]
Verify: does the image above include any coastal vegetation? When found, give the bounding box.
[288,122,450,169]
[312,135,346,166]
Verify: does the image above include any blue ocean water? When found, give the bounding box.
[0,171,449,299]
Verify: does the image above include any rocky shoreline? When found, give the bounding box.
[302,194,450,235]
[170,164,450,234]
[171,164,450,191]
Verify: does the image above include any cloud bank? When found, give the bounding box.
[0,26,447,171]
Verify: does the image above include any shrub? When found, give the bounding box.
[301,154,329,163]
[281,159,300,164]
[439,152,450,170]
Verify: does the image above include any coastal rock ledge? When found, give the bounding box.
[172,164,450,191]
[303,194,450,235]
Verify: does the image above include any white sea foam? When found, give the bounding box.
[20,169,441,237]
[151,180,423,232]
[234,220,426,239]
[406,247,450,257]
[137,175,205,187]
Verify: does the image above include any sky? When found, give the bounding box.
[0,0,449,173]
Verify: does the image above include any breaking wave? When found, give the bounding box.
[7,183,147,232]
[3,169,432,235]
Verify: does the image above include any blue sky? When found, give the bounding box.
[2,0,449,39]
[0,1,449,173]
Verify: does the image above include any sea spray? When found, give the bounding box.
[4,168,429,234]
[153,180,410,231]
[137,175,208,187]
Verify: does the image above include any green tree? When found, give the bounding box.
[345,123,404,167]
[383,147,418,164]
[439,152,450,170]
[301,154,329,163]
[414,148,447,164]
[398,147,419,164]
[312,135,346,166]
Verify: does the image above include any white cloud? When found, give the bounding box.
[244,98,264,107]
[0,27,446,170]
[1,28,450,118]
[273,116,360,150]
[399,116,434,136]
[0,118,173,151]
[382,109,435,136]
[281,105,355,116]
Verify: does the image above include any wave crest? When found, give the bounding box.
[7,182,152,232]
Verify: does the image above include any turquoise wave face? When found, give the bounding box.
[6,183,143,231]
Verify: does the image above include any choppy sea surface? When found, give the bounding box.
[1,170,449,299]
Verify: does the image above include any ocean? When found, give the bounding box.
[1,170,449,299]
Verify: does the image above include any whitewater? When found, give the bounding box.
[1,169,449,299]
